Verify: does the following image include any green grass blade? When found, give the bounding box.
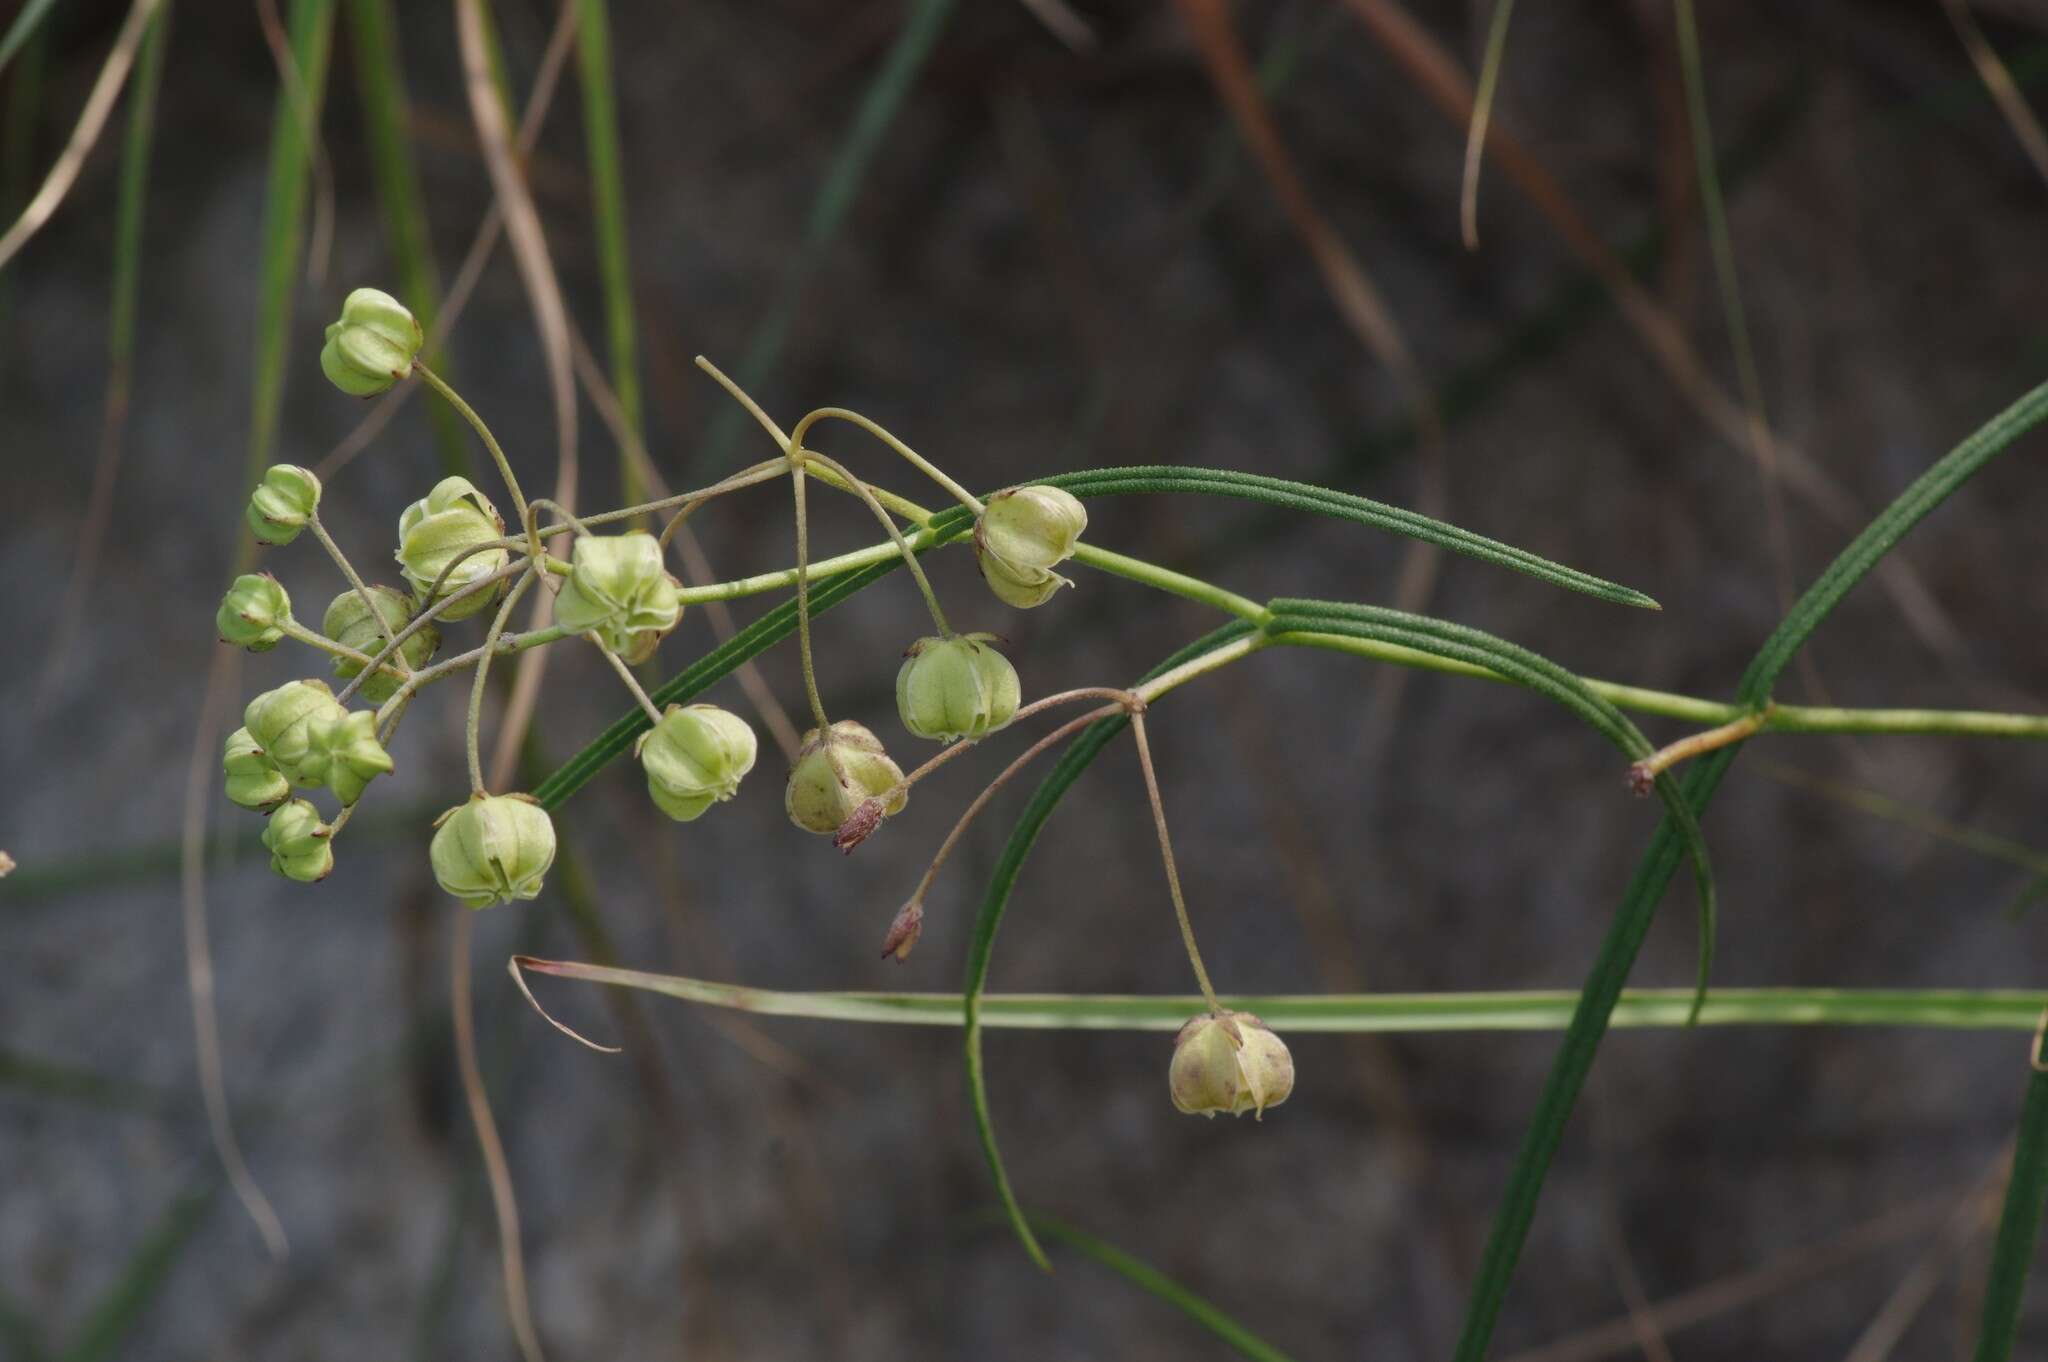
[343,0,469,475]
[573,0,642,502]
[963,621,1258,1270]
[0,0,58,76]
[693,0,956,479]
[106,0,166,370]
[1971,1066,2048,1362]
[0,16,48,321]
[1055,467,1657,608]
[57,1185,215,1362]
[1451,378,2048,1362]
[1025,1216,1301,1362]
[246,0,336,485]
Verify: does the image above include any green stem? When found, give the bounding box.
[1127,708,1223,1016]
[594,639,663,724]
[788,454,829,733]
[793,405,986,513]
[415,361,536,558]
[306,510,404,664]
[797,447,950,635]
[464,569,537,793]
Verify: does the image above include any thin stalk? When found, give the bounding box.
[796,446,950,635]
[1128,708,1222,1015]
[1629,709,1770,790]
[307,511,403,662]
[792,405,986,513]
[1459,0,1517,249]
[334,558,529,706]
[595,642,663,724]
[415,362,535,557]
[881,687,1142,804]
[789,455,829,733]
[466,570,538,793]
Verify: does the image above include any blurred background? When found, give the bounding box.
[7,1,2048,1357]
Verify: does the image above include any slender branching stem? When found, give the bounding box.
[1128,707,1223,1016]
[334,558,530,707]
[415,361,540,561]
[466,569,539,794]
[1629,708,1773,792]
[595,639,664,724]
[881,687,1142,804]
[794,444,950,636]
[792,405,986,514]
[788,453,830,734]
[276,618,402,681]
[307,510,404,664]
[526,497,593,540]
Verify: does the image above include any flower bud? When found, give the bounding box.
[974,485,1088,609]
[634,704,757,822]
[430,793,557,908]
[245,464,321,545]
[1168,1011,1295,1119]
[296,710,394,806]
[323,585,436,703]
[216,573,292,651]
[555,531,682,661]
[896,633,1020,743]
[262,798,334,883]
[396,476,509,620]
[321,287,423,397]
[223,727,291,812]
[244,679,347,787]
[785,720,907,836]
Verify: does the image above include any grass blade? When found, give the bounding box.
[1451,377,2048,1361]
[0,0,59,76]
[1026,1216,1301,1362]
[1971,1065,2048,1361]
[1459,0,1517,249]
[692,0,957,479]
[573,0,642,501]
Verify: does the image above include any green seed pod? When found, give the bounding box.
[634,704,758,821]
[323,585,436,703]
[244,679,347,787]
[974,485,1088,609]
[296,710,394,806]
[554,532,683,661]
[222,727,291,812]
[896,634,1020,743]
[429,793,558,908]
[216,573,293,652]
[320,287,423,397]
[1168,1012,1295,1119]
[262,798,335,883]
[396,476,509,621]
[245,464,321,546]
[785,720,907,836]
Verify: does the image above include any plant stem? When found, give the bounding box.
[797,447,950,635]
[415,361,536,558]
[335,557,529,707]
[1128,708,1223,1015]
[793,405,986,513]
[789,454,830,734]
[595,640,663,724]
[465,568,537,793]
[1630,708,1771,790]
[307,509,404,663]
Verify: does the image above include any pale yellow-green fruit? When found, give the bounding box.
[321,288,423,397]
[1168,1012,1294,1119]
[216,573,292,652]
[395,476,509,621]
[635,704,757,822]
[244,679,347,787]
[784,720,907,836]
[429,794,557,908]
[246,464,321,545]
[323,585,436,703]
[222,727,291,812]
[262,798,334,883]
[973,485,1087,609]
[554,531,682,660]
[895,634,1019,743]
[296,710,394,806]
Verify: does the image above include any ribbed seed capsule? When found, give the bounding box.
[785,721,907,836]
[635,704,758,821]
[223,727,291,812]
[321,288,423,397]
[216,573,292,651]
[297,710,394,806]
[554,532,683,662]
[262,798,334,883]
[244,679,347,787]
[323,585,436,703]
[973,485,1088,609]
[1168,1011,1295,1119]
[896,634,1020,742]
[429,794,557,908]
[395,476,508,621]
[246,464,321,546]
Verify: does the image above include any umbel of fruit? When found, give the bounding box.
[896,634,1020,743]
[216,573,292,652]
[395,476,509,621]
[262,798,334,883]
[244,679,348,787]
[430,793,558,908]
[295,710,394,806]
[973,484,1088,609]
[324,585,437,703]
[222,728,291,812]
[635,704,757,821]
[785,720,906,836]
[321,288,423,397]
[246,464,321,546]
[1168,1011,1295,1119]
[554,531,683,663]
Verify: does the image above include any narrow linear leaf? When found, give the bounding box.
[573,0,641,500]
[962,621,1258,1270]
[1971,1065,2048,1362]
[0,0,59,76]
[1026,1216,1301,1362]
[1451,376,2048,1362]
